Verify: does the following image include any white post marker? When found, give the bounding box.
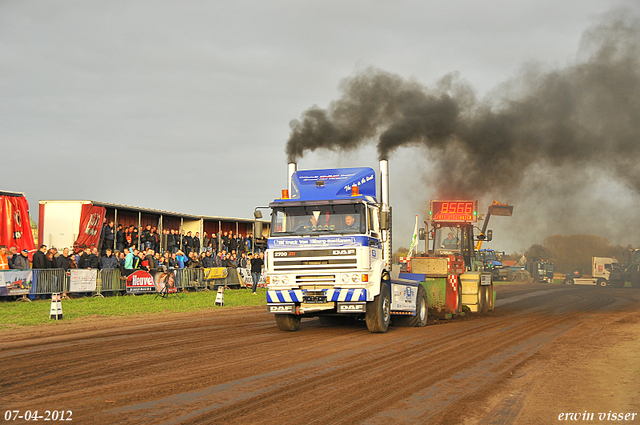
[215,286,225,307]
[50,293,63,320]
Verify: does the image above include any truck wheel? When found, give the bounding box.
[566,278,574,285]
[393,285,428,327]
[275,314,301,331]
[366,283,391,333]
[597,278,608,287]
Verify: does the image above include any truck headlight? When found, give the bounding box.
[271,276,279,285]
[281,276,289,285]
[351,274,360,283]
[341,274,350,284]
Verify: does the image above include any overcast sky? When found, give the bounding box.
[2,0,637,253]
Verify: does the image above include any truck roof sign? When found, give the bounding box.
[288,167,377,202]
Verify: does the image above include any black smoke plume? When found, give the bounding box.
[286,13,640,201]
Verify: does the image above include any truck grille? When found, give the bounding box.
[296,275,336,285]
[272,250,358,272]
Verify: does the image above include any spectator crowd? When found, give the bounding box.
[0,220,268,294]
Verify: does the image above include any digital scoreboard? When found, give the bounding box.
[430,200,477,223]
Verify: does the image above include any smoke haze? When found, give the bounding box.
[287,13,639,196]
[286,13,640,249]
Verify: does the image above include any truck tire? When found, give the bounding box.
[566,278,574,285]
[597,278,608,287]
[275,314,301,331]
[392,285,428,327]
[366,283,391,333]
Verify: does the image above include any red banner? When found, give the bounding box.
[0,194,36,253]
[73,204,106,252]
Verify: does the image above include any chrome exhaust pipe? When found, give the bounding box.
[380,159,391,264]
[287,162,297,197]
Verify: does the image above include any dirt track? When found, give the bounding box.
[1,283,639,424]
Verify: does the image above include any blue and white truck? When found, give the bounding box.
[265,160,428,332]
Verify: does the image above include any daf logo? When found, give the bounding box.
[338,303,365,313]
[269,305,293,313]
[333,249,355,255]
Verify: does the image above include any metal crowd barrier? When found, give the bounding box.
[32,269,68,295]
[98,269,124,294]
[3,266,251,299]
[174,268,202,290]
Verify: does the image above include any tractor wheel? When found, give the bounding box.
[475,283,485,313]
[455,279,463,317]
[366,283,391,333]
[392,285,428,327]
[275,314,301,331]
[480,285,489,313]
[506,269,515,282]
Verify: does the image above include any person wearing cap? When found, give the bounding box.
[13,249,31,270]
[0,245,9,270]
[441,232,459,248]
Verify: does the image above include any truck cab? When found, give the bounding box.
[565,257,622,287]
[265,161,427,333]
[527,260,554,283]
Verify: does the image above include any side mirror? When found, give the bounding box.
[254,210,263,219]
[380,211,390,230]
[486,230,493,242]
[418,228,426,240]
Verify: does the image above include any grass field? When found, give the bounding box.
[0,288,268,328]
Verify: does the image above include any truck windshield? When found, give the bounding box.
[271,204,366,236]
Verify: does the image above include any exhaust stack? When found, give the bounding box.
[287,162,297,198]
[380,159,391,264]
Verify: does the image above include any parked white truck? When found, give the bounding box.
[563,257,623,287]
